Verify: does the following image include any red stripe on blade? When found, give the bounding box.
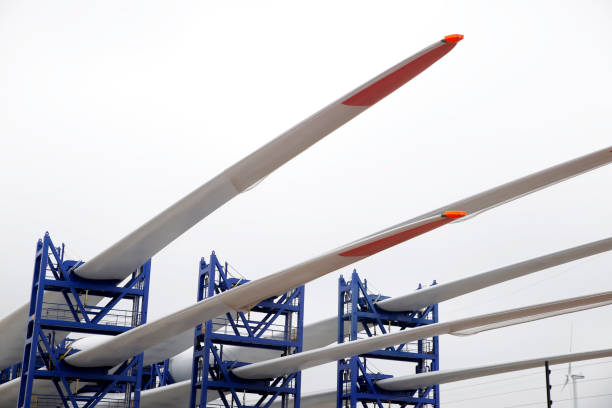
[342,41,457,107]
[339,217,453,257]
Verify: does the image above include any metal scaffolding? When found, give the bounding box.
[189,252,304,408]
[17,232,151,408]
[337,270,440,408]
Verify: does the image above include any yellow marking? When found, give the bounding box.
[59,347,73,360]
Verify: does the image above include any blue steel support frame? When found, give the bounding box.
[189,251,304,408]
[337,270,440,408]
[17,232,151,408]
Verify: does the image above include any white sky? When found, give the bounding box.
[1,1,611,407]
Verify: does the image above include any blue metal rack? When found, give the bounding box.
[189,252,304,408]
[337,270,440,408]
[17,232,151,408]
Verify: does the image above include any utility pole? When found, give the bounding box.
[545,361,553,407]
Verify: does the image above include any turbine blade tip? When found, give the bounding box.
[444,34,464,43]
[443,210,467,219]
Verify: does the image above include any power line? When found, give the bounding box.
[443,384,549,405]
[442,359,612,392]
[443,370,544,392]
[443,376,612,405]
[504,392,612,408]
[571,358,612,370]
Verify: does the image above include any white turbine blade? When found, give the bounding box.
[0,34,463,369]
[0,378,57,408]
[0,305,29,372]
[0,292,104,370]
[268,389,337,408]
[65,213,459,367]
[412,146,612,224]
[0,377,197,408]
[0,378,19,408]
[377,237,612,312]
[232,291,612,379]
[0,32,458,390]
[376,348,612,391]
[0,374,208,408]
[138,379,241,408]
[451,300,612,336]
[139,380,192,408]
[72,35,462,282]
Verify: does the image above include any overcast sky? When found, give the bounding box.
[1,1,611,406]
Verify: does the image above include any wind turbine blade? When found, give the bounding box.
[0,378,56,408]
[415,146,612,223]
[65,213,462,367]
[0,292,104,370]
[139,381,192,408]
[0,379,19,408]
[268,389,337,408]
[450,300,612,336]
[231,290,612,379]
[377,237,612,312]
[0,34,464,369]
[376,348,612,391]
[0,305,29,373]
[72,35,462,282]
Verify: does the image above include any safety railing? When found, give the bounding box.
[41,302,142,327]
[31,395,132,408]
[210,315,298,342]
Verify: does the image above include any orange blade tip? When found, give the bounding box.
[443,210,467,219]
[444,34,464,43]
